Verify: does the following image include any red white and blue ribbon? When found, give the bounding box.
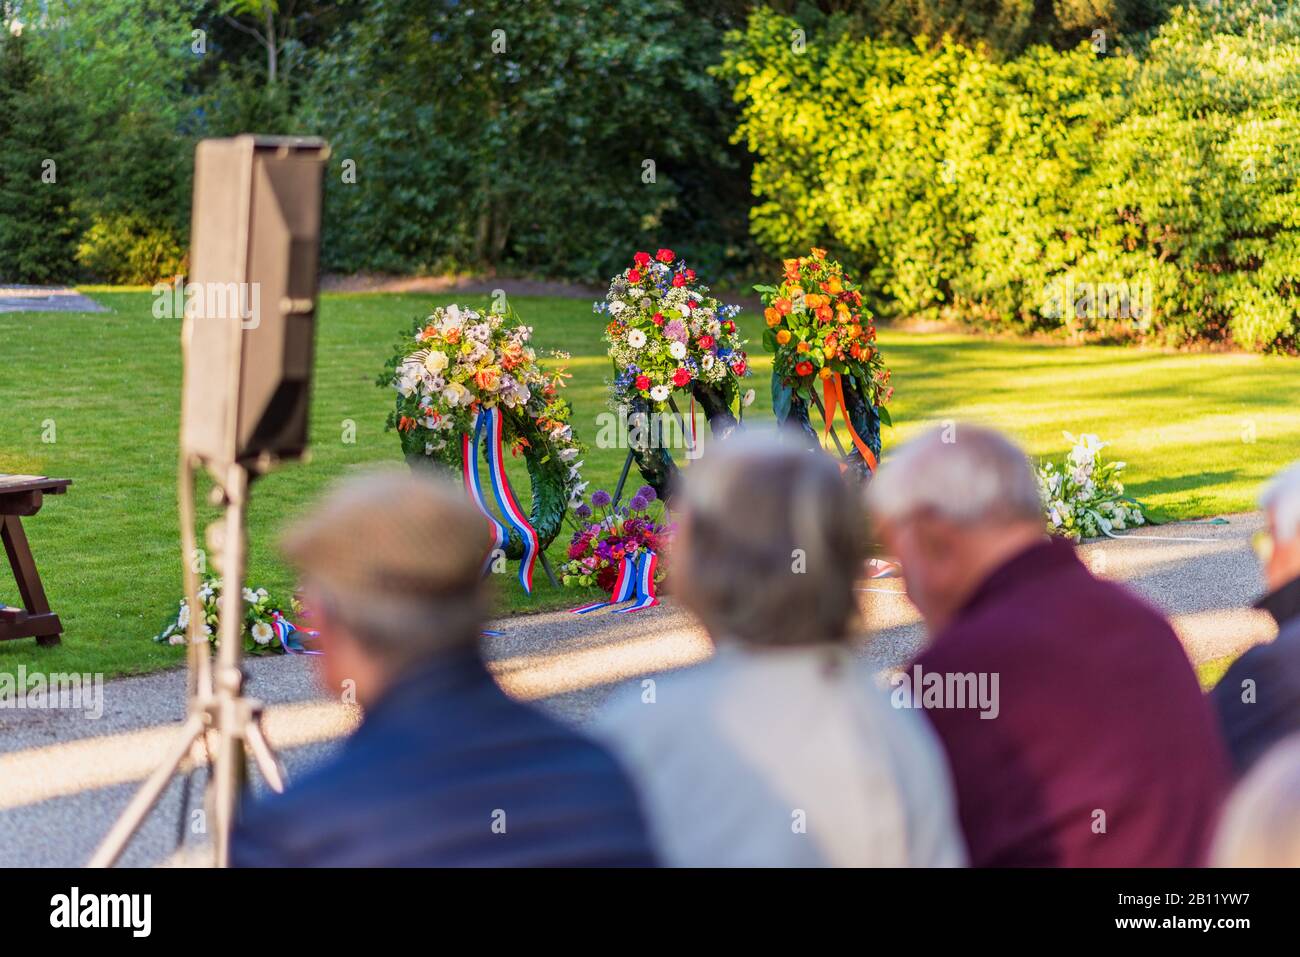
[271,612,321,655]
[484,405,540,593]
[460,406,541,593]
[613,550,658,613]
[462,410,509,576]
[570,550,658,614]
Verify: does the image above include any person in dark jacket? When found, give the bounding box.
[231,471,654,867]
[1212,463,1300,777]
[866,425,1231,867]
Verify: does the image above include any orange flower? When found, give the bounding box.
[500,342,526,371]
[474,368,501,392]
[827,276,843,294]
[776,329,792,345]
[774,298,793,316]
[796,341,810,354]
[819,366,833,380]
[397,415,417,432]
[420,324,438,340]
[764,306,782,327]
[847,323,863,339]
[816,304,833,324]
[849,342,862,359]
[811,247,827,259]
[788,286,804,298]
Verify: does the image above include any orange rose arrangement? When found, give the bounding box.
[756,248,893,413]
[755,249,892,474]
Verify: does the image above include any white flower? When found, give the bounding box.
[177,602,191,629]
[423,350,449,374]
[439,304,465,331]
[242,587,259,603]
[168,633,186,646]
[627,328,647,349]
[650,385,670,402]
[559,447,580,461]
[608,300,627,316]
[743,389,756,407]
[701,353,715,371]
[251,621,274,646]
[668,341,687,360]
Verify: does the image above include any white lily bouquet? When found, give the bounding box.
[1037,432,1146,541]
[154,576,304,656]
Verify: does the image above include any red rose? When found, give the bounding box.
[634,374,651,390]
[656,248,675,263]
[652,312,665,326]
[696,334,715,349]
[628,269,642,283]
[672,367,691,387]
[685,299,697,309]
[731,359,747,376]
[684,268,696,281]
[795,360,814,377]
[671,273,686,288]
[633,251,651,267]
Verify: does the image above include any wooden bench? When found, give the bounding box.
[0,475,71,646]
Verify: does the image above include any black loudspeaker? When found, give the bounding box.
[181,135,330,474]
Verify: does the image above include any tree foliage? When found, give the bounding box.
[720,0,1300,351]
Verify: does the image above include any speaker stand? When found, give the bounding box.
[88,461,286,868]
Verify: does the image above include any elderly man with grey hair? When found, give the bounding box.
[867,424,1230,867]
[1211,462,1300,776]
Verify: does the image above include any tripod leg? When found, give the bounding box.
[243,717,286,794]
[87,712,209,868]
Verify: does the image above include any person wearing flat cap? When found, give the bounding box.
[230,471,654,867]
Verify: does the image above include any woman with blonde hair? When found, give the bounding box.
[594,433,965,867]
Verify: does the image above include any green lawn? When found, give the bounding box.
[2,289,1297,680]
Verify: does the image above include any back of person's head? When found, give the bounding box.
[675,432,868,647]
[1259,461,1300,591]
[1261,461,1300,543]
[1212,733,1300,867]
[865,423,1042,529]
[282,470,490,669]
[864,424,1045,631]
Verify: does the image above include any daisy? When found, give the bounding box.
[251,621,274,646]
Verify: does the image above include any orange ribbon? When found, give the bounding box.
[821,373,877,472]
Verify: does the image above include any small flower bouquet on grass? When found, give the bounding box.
[1037,432,1146,541]
[562,486,672,593]
[154,577,305,656]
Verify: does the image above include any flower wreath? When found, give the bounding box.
[597,248,752,499]
[756,248,893,479]
[154,578,315,656]
[380,303,585,592]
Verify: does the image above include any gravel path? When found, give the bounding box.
[0,513,1272,866]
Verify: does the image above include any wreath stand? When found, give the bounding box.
[612,394,714,506]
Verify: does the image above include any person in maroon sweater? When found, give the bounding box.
[867,425,1231,867]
